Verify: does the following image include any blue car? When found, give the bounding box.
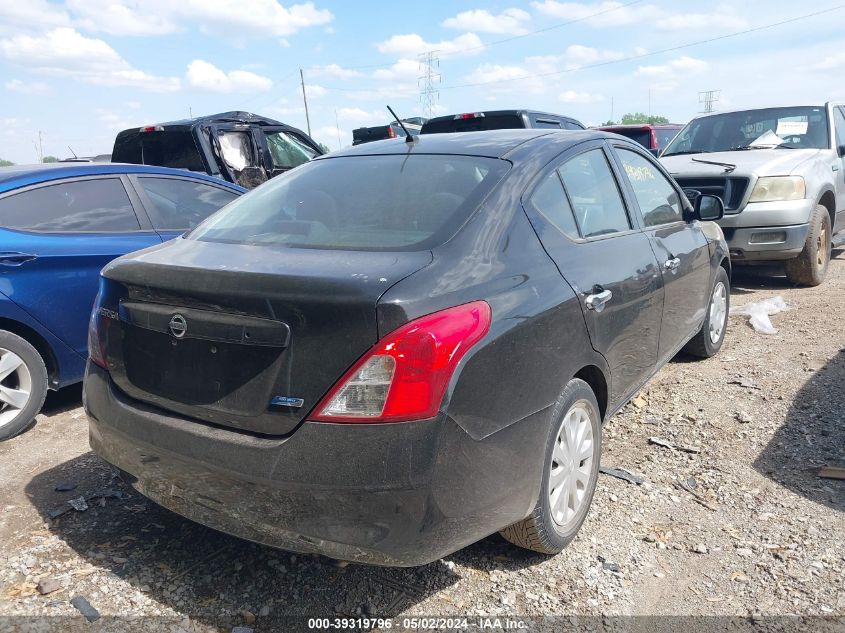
[0,163,244,438]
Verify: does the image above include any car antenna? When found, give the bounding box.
[67,146,78,159]
[386,105,417,144]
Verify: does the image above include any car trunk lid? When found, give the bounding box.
[101,238,431,435]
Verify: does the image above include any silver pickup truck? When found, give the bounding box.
[661,103,845,285]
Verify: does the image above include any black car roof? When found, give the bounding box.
[132,111,287,129]
[322,129,608,160]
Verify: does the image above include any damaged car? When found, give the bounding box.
[112,111,323,189]
[85,129,730,566]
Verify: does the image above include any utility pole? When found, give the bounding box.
[300,68,312,136]
[418,51,440,119]
[334,108,342,150]
[699,89,721,114]
[35,130,44,163]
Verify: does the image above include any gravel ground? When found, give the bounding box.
[1,250,843,632]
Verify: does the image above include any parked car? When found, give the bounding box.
[661,103,845,285]
[352,119,425,145]
[421,110,584,134]
[112,111,323,190]
[85,129,729,566]
[0,163,244,440]
[596,123,683,156]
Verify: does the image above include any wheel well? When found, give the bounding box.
[0,318,58,387]
[818,190,836,227]
[574,365,608,420]
[720,256,731,280]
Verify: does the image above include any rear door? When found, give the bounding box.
[128,175,241,240]
[522,141,664,405]
[611,143,712,360]
[0,175,161,358]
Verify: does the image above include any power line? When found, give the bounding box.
[436,3,845,91]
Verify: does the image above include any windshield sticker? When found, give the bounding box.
[776,120,808,136]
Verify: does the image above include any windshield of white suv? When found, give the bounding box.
[663,106,830,156]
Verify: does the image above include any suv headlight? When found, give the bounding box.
[749,176,806,202]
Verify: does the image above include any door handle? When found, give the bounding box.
[585,289,613,312]
[0,252,37,266]
[664,257,681,272]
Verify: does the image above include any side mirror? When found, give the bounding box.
[838,144,845,158]
[650,148,661,158]
[694,193,724,221]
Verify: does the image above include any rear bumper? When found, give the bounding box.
[723,223,809,261]
[84,363,549,566]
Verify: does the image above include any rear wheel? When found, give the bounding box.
[499,379,601,555]
[683,266,730,359]
[784,204,831,286]
[0,331,48,441]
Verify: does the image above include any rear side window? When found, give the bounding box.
[558,149,631,238]
[0,178,140,232]
[614,129,652,148]
[112,130,206,172]
[190,155,509,251]
[533,118,562,129]
[136,177,239,230]
[529,172,579,239]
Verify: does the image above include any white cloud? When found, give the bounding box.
[463,63,546,94]
[560,44,625,69]
[559,90,604,104]
[372,58,419,82]
[0,0,70,33]
[186,59,273,93]
[311,63,365,79]
[656,12,748,31]
[441,8,530,34]
[304,84,327,98]
[0,28,180,92]
[636,56,708,78]
[4,79,50,95]
[813,52,845,71]
[376,32,483,58]
[531,1,659,27]
[335,107,384,125]
[65,0,333,38]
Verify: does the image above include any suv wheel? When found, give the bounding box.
[499,378,601,555]
[683,266,730,358]
[0,330,48,441]
[784,204,831,287]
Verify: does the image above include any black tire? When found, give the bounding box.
[784,204,831,287]
[499,378,601,555]
[683,266,730,359]
[0,330,48,441]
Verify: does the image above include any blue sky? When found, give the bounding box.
[2,0,844,163]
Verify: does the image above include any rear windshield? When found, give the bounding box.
[189,154,509,251]
[421,115,525,134]
[613,129,652,148]
[112,130,206,172]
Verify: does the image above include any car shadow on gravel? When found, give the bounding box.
[25,453,462,629]
[753,349,845,512]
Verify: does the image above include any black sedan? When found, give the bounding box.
[84,129,730,566]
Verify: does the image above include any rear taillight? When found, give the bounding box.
[310,301,491,423]
[139,125,164,133]
[387,126,397,138]
[88,305,108,370]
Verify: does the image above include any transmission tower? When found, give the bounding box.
[699,90,721,113]
[418,50,441,118]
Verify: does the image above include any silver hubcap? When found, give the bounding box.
[0,348,32,428]
[548,401,595,528]
[708,282,727,344]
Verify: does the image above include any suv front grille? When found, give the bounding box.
[674,176,750,212]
